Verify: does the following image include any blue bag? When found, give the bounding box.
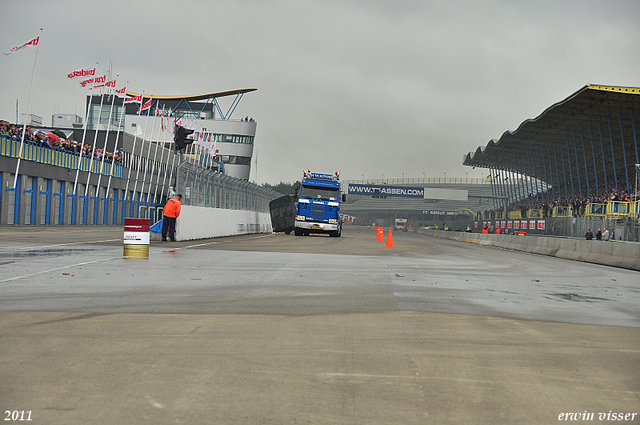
[150,218,163,234]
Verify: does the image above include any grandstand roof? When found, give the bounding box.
[124,88,257,101]
[463,85,640,191]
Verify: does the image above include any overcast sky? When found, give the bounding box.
[1,0,639,184]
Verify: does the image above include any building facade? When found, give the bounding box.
[87,89,257,180]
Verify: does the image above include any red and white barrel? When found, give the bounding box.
[123,218,150,258]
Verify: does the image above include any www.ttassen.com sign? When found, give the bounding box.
[347,184,424,198]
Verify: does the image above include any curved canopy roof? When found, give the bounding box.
[124,88,257,101]
[463,84,640,195]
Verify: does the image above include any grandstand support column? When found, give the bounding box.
[580,129,591,197]
[55,180,64,225]
[509,161,519,203]
[532,149,542,201]
[589,126,599,194]
[607,116,618,191]
[489,167,497,210]
[554,140,566,199]
[35,177,50,225]
[500,168,508,207]
[546,142,556,201]
[525,151,533,202]
[573,132,582,197]
[505,167,514,206]
[530,152,537,202]
[618,111,631,193]
[112,188,119,225]
[1,172,10,225]
[565,135,575,199]
[598,122,609,193]
[537,148,549,204]
[631,108,640,185]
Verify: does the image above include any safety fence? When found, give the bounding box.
[1,135,279,226]
[175,161,279,213]
[442,216,640,242]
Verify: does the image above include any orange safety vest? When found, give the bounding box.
[164,198,182,218]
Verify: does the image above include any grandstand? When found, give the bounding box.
[462,84,640,241]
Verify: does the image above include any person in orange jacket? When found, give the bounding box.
[495,227,501,234]
[162,194,182,242]
[482,225,489,234]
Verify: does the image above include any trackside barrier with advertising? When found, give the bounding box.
[123,218,150,259]
[419,228,640,271]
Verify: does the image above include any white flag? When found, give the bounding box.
[4,35,40,55]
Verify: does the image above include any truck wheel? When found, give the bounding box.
[294,228,303,236]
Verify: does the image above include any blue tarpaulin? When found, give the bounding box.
[150,219,163,234]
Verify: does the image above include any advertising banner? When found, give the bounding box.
[124,218,150,258]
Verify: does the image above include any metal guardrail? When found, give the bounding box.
[552,206,573,218]
[1,135,123,178]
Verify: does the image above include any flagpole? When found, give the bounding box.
[95,77,118,202]
[84,81,107,197]
[73,61,99,195]
[159,111,176,202]
[123,90,144,211]
[106,81,128,199]
[141,101,160,208]
[12,28,43,189]
[162,152,179,201]
[150,105,167,205]
[131,96,153,209]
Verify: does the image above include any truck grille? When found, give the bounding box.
[310,204,326,221]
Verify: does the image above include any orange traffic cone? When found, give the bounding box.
[385,228,394,248]
[377,226,384,242]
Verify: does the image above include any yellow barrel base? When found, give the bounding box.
[123,245,149,259]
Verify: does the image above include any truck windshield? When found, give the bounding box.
[300,185,339,201]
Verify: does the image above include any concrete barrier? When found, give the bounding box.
[417,229,640,271]
[151,206,272,242]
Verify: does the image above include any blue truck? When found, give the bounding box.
[293,170,345,237]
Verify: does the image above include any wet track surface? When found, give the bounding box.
[1,225,639,424]
[1,226,638,327]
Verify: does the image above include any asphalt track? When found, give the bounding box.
[0,225,638,424]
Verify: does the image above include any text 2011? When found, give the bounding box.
[4,411,32,421]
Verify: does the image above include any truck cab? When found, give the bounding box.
[294,170,345,237]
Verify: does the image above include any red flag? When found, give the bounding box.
[137,98,153,113]
[79,75,105,88]
[115,86,127,98]
[67,67,96,79]
[93,79,116,89]
[124,94,143,104]
[4,35,40,55]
